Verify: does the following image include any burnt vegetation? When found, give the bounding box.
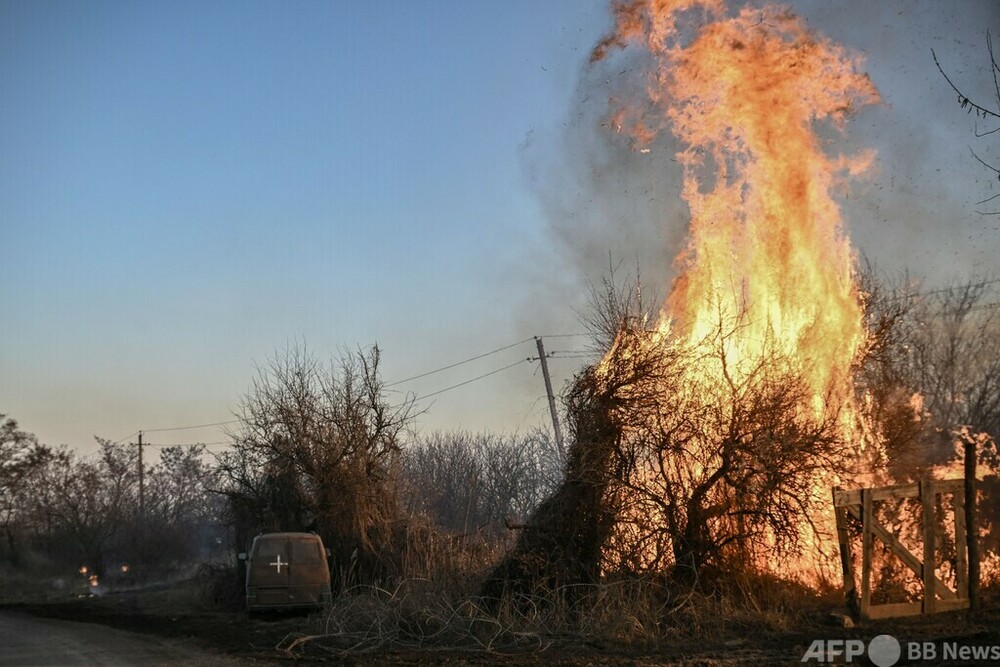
[2,272,1000,652]
[478,267,1000,638]
[486,280,854,603]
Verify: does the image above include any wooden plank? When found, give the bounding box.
[833,491,858,617]
[866,602,923,620]
[936,478,965,494]
[834,488,861,507]
[954,487,968,601]
[870,482,920,501]
[835,479,962,507]
[922,480,937,614]
[936,598,971,613]
[861,488,873,618]
[846,506,957,600]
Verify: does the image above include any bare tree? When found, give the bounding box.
[594,319,849,578]
[857,269,1000,468]
[853,268,1000,592]
[0,416,54,566]
[578,258,660,354]
[903,281,1000,442]
[134,444,223,572]
[41,441,137,578]
[149,444,220,527]
[217,344,414,583]
[400,429,562,536]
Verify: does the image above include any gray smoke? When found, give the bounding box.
[517,0,1000,346]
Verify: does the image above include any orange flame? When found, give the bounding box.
[593,0,880,578]
[609,0,876,406]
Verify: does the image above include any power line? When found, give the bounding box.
[515,395,547,431]
[538,333,590,339]
[385,337,534,387]
[144,441,229,448]
[409,358,529,403]
[110,347,537,444]
[112,430,140,444]
[140,419,240,434]
[109,334,592,439]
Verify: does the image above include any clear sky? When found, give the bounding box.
[2,0,999,453]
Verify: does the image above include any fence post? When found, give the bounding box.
[965,438,979,611]
[861,488,872,620]
[833,488,859,618]
[920,480,936,614]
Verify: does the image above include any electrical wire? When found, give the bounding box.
[140,419,240,434]
[143,441,229,448]
[409,358,529,403]
[108,334,589,438]
[385,337,533,387]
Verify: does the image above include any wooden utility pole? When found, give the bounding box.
[964,437,979,610]
[534,336,565,459]
[137,431,144,522]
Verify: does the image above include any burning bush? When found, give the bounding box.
[599,321,852,577]
[485,317,855,596]
[488,0,884,595]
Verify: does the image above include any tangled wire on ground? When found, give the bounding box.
[276,576,698,657]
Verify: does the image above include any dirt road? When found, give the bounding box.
[0,610,245,667]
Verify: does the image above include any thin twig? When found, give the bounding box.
[932,48,1000,120]
[970,147,1000,177]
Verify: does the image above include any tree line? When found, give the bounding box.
[0,346,561,591]
[2,273,998,597]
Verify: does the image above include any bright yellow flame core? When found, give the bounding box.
[659,5,876,408]
[596,1,881,577]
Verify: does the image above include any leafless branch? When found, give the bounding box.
[970,147,1000,177]
[933,48,1000,120]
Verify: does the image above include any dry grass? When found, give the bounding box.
[276,569,827,658]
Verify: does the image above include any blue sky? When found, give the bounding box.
[2,1,999,451]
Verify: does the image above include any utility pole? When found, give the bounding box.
[534,336,565,459]
[137,431,144,522]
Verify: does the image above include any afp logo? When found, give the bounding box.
[802,635,901,667]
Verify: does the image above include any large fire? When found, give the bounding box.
[597,0,878,418]
[591,0,883,579]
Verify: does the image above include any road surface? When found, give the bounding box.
[0,610,246,666]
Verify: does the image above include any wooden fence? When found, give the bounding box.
[833,479,972,620]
